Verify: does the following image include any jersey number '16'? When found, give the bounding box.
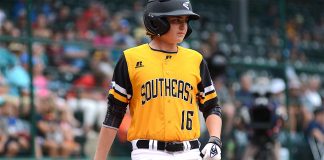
[181,110,193,130]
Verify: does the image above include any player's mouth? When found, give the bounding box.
[177,32,185,36]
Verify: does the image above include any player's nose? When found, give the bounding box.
[179,22,187,30]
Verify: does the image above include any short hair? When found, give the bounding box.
[313,107,324,116]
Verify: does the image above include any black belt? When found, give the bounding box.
[136,140,200,152]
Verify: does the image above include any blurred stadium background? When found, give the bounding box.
[0,0,323,159]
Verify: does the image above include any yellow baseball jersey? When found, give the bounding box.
[108,44,219,142]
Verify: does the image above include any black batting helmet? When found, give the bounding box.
[143,0,200,38]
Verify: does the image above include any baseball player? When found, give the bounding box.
[94,0,223,160]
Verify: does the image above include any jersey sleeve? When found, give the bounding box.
[197,58,220,111]
[108,53,133,107]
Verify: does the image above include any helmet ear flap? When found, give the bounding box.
[184,23,192,39]
[144,13,170,36]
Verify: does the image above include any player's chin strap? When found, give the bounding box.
[200,136,222,158]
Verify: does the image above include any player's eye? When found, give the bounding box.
[168,18,188,24]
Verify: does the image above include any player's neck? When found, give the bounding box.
[149,39,178,52]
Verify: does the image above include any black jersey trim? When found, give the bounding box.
[148,43,178,54]
[108,94,128,108]
[112,54,133,98]
[199,97,219,111]
[205,90,215,96]
[199,59,213,87]
[113,87,128,98]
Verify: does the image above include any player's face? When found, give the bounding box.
[161,16,189,44]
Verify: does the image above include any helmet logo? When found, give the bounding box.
[183,1,190,10]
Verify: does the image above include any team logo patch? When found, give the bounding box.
[210,144,218,158]
[183,2,190,10]
[135,61,144,68]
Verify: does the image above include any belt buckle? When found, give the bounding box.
[165,142,184,152]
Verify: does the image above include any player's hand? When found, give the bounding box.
[201,136,222,160]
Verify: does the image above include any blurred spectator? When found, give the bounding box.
[0,74,8,95]
[6,43,30,96]
[89,50,114,87]
[0,100,30,157]
[1,20,14,36]
[36,96,79,158]
[0,8,6,27]
[12,0,26,21]
[0,73,19,111]
[214,77,235,135]
[93,27,114,49]
[133,22,149,45]
[288,80,304,135]
[302,75,322,127]
[270,78,288,121]
[0,130,6,155]
[33,14,52,38]
[75,1,109,39]
[60,29,89,76]
[199,36,227,79]
[47,31,64,67]
[53,5,73,32]
[20,43,48,70]
[235,73,254,108]
[33,60,50,98]
[199,41,212,60]
[113,19,136,48]
[39,0,54,23]
[58,109,81,155]
[66,73,107,133]
[132,1,144,26]
[0,47,15,74]
[305,107,324,160]
[10,27,21,38]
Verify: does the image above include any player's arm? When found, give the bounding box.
[198,58,222,160]
[200,100,223,160]
[206,114,222,139]
[94,101,127,160]
[94,54,132,160]
[197,59,222,137]
[94,127,117,160]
